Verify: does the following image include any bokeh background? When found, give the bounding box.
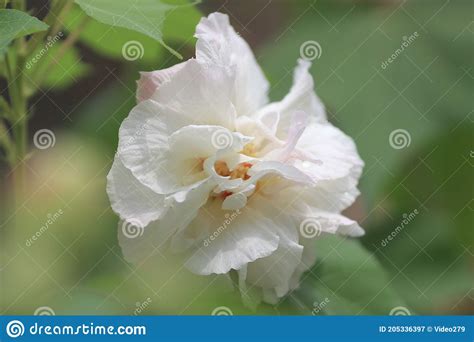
[1,0,473,315]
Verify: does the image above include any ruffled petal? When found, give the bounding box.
[118,99,190,194]
[184,201,280,275]
[151,59,236,129]
[106,157,167,227]
[246,238,303,298]
[246,160,314,188]
[289,236,317,291]
[301,211,365,237]
[241,197,303,300]
[195,12,269,117]
[257,59,326,139]
[120,109,248,194]
[293,122,363,182]
[118,179,216,263]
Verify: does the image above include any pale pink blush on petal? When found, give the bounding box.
[136,62,187,102]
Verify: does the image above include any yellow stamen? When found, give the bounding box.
[214,160,230,177]
[242,143,257,157]
[229,162,252,180]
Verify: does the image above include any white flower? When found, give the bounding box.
[107,12,364,306]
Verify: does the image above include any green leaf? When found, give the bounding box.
[0,9,48,56]
[23,44,90,90]
[289,236,407,315]
[64,5,164,63]
[74,0,199,59]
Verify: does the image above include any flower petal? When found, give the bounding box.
[263,110,308,162]
[242,197,303,300]
[247,160,314,187]
[120,112,247,194]
[195,12,269,117]
[286,122,364,212]
[294,122,363,182]
[185,202,280,275]
[257,59,326,139]
[151,59,236,129]
[222,192,247,210]
[118,99,189,194]
[118,179,216,263]
[106,157,167,227]
[303,211,365,237]
[246,238,303,298]
[136,62,187,102]
[289,236,317,291]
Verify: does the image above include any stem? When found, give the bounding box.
[0,120,13,165]
[32,16,89,85]
[11,0,25,11]
[26,0,72,56]
[49,0,74,38]
[6,50,27,188]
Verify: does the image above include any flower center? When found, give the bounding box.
[214,161,252,180]
[214,160,230,177]
[229,162,252,180]
[212,161,254,200]
[242,142,257,157]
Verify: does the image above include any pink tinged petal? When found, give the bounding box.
[195,12,269,117]
[136,62,187,102]
[263,110,309,162]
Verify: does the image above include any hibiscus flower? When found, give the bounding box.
[107,12,364,306]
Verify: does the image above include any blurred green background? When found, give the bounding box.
[1,0,473,315]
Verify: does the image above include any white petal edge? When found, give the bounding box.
[106,157,168,227]
[195,12,269,117]
[257,59,326,139]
